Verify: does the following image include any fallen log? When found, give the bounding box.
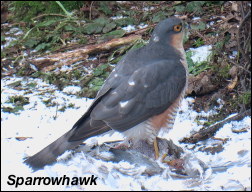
[30,34,142,72]
[180,109,251,144]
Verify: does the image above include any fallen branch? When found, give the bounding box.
[30,34,142,72]
[180,109,251,144]
[237,10,251,62]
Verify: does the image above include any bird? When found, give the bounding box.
[24,17,188,171]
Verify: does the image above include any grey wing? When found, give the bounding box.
[67,69,122,141]
[90,59,187,132]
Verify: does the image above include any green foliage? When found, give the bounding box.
[27,82,37,88]
[7,81,22,88]
[186,1,205,13]
[186,51,194,72]
[193,38,205,47]
[2,106,24,113]
[218,64,231,78]
[4,95,30,113]
[191,21,206,31]
[22,19,83,51]
[173,1,224,15]
[213,34,231,54]
[89,78,106,92]
[205,1,225,6]
[9,1,87,52]
[83,22,102,34]
[150,9,173,23]
[12,1,46,22]
[103,22,117,33]
[174,5,185,13]
[128,39,146,51]
[35,43,51,51]
[114,17,135,26]
[58,105,67,112]
[151,11,167,23]
[29,69,84,91]
[108,39,146,64]
[11,1,83,22]
[24,39,40,49]
[98,1,113,15]
[83,17,117,34]
[101,30,126,40]
[1,36,5,42]
[42,98,57,107]
[68,103,76,108]
[79,64,112,98]
[93,64,111,77]
[238,91,251,105]
[186,50,211,75]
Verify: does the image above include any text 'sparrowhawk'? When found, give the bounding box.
[24,17,188,170]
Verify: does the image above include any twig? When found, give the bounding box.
[237,10,251,61]
[229,60,251,74]
[180,109,251,144]
[89,1,94,20]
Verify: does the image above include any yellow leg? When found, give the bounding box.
[154,138,159,159]
[161,153,169,163]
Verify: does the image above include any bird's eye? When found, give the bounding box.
[173,24,182,32]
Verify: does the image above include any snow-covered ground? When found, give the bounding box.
[1,22,251,190]
[1,75,251,191]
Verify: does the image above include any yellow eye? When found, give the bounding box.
[173,24,182,32]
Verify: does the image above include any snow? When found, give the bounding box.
[189,45,212,63]
[1,12,250,190]
[192,17,201,21]
[111,16,148,33]
[62,86,81,95]
[1,75,251,191]
[1,37,17,50]
[142,7,155,11]
[1,39,251,191]
[122,25,136,32]
[111,15,127,20]
[138,23,148,29]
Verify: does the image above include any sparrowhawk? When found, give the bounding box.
[24,17,188,170]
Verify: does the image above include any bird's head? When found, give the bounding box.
[150,17,185,52]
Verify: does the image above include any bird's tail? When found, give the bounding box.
[24,129,84,171]
[24,118,110,171]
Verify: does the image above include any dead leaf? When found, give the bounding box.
[13,137,32,141]
[231,2,238,12]
[229,66,238,78]
[186,72,217,95]
[227,76,238,90]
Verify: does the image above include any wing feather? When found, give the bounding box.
[91,59,186,132]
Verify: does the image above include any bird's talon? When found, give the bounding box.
[161,153,168,162]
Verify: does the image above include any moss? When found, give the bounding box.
[11,1,83,22]
[238,91,251,105]
[7,95,30,106]
[42,98,57,107]
[3,95,30,113]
